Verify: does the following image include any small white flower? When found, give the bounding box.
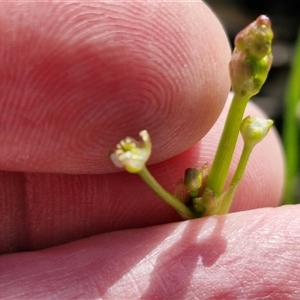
[110,130,152,173]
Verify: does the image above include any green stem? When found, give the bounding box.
[230,145,253,185]
[138,167,196,219]
[214,182,239,215]
[282,28,300,205]
[207,94,248,196]
[190,190,199,198]
[212,145,254,216]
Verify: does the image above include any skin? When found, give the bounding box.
[0,1,297,299]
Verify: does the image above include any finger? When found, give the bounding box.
[0,99,284,253]
[1,205,299,299]
[0,1,230,174]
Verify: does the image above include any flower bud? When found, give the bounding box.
[230,15,273,99]
[240,115,273,149]
[184,168,202,192]
[235,15,273,60]
[110,130,151,173]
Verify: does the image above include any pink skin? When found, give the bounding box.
[0,1,294,298]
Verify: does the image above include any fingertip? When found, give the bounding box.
[0,1,230,173]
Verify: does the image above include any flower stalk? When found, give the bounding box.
[138,167,196,220]
[206,15,273,198]
[109,15,275,219]
[231,116,273,185]
[206,95,248,197]
[110,130,196,220]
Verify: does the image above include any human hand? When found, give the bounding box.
[0,1,296,299]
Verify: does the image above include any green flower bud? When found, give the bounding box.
[192,197,205,214]
[235,15,273,60]
[240,115,273,149]
[230,15,273,99]
[110,130,151,173]
[184,168,202,192]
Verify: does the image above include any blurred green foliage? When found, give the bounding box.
[282,29,300,204]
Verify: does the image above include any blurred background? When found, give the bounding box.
[206,0,300,133]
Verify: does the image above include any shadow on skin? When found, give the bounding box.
[2,207,300,298]
[142,215,227,299]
